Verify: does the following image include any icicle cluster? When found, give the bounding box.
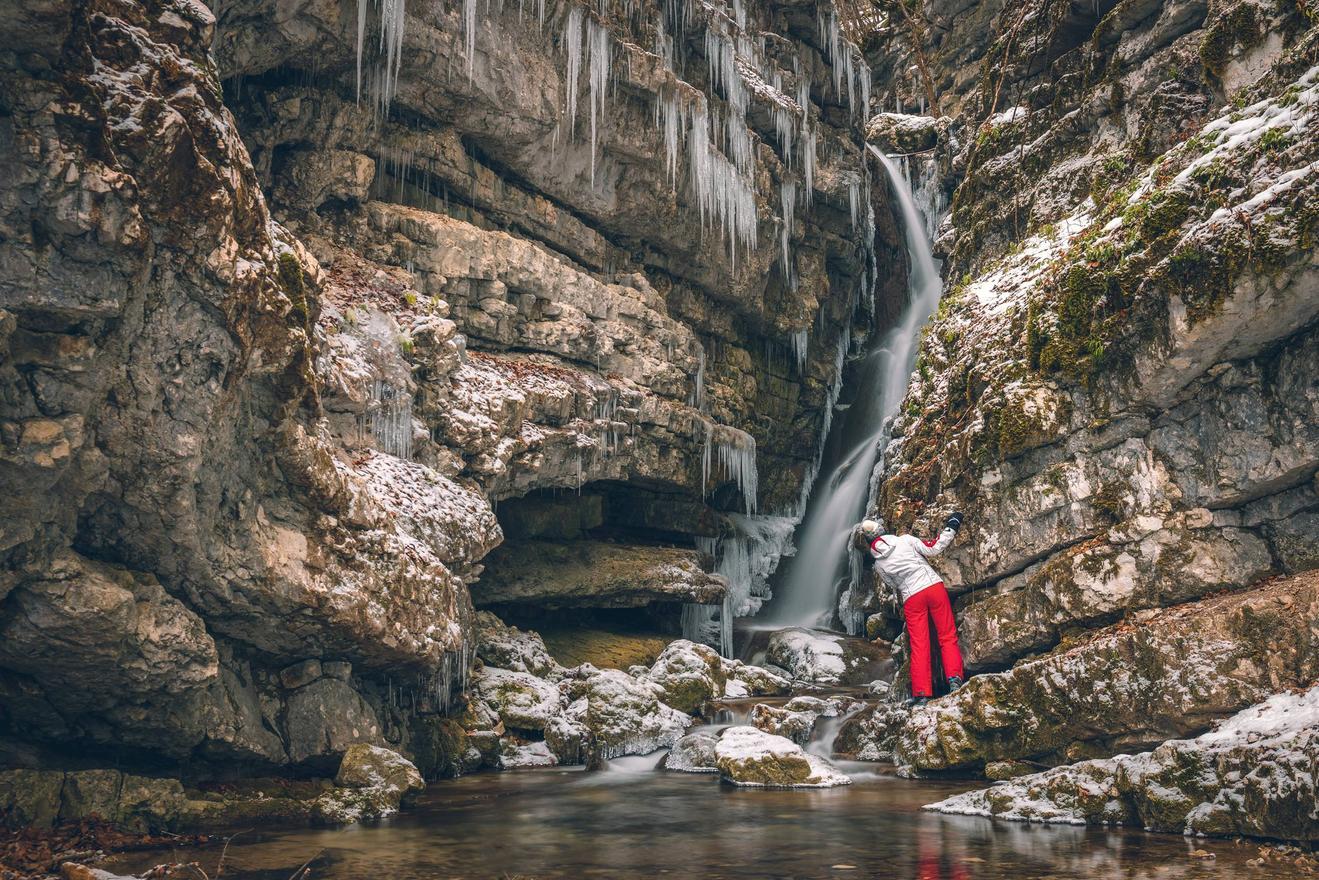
[355,0,408,115]
[369,379,414,460]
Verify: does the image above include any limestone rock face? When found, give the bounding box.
[0,0,888,777]
[862,0,1319,679]
[714,726,851,788]
[926,685,1319,843]
[475,542,727,609]
[888,571,1319,773]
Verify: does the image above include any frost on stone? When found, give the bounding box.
[555,668,691,761]
[765,628,847,684]
[665,731,720,774]
[644,639,726,714]
[714,726,851,788]
[925,685,1319,842]
[472,666,563,732]
[474,611,563,679]
[499,739,558,769]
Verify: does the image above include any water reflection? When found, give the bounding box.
[103,766,1304,879]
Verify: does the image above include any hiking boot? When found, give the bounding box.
[947,675,966,691]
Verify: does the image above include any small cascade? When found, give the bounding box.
[757,150,944,630]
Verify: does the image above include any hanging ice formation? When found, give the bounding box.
[700,420,758,515]
[464,0,479,80]
[369,379,414,460]
[355,0,408,114]
[562,8,613,184]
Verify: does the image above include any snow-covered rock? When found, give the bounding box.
[472,667,563,732]
[550,669,691,762]
[926,685,1319,842]
[764,628,887,685]
[664,732,721,774]
[319,744,425,823]
[865,112,946,154]
[499,739,558,769]
[723,659,792,697]
[714,726,852,788]
[645,639,726,713]
[474,611,563,679]
[886,571,1319,773]
[749,696,863,746]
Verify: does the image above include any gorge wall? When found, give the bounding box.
[846,0,1319,780]
[0,0,902,778]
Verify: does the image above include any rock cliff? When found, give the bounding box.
[0,0,896,779]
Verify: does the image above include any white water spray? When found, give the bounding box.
[757,149,943,630]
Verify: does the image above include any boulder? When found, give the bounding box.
[474,611,563,678]
[765,628,890,685]
[473,666,563,732]
[283,677,384,764]
[499,739,558,769]
[714,727,851,788]
[318,744,425,824]
[722,660,791,697]
[664,732,720,773]
[926,685,1319,842]
[645,639,726,713]
[551,669,690,761]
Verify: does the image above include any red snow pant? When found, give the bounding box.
[904,582,964,697]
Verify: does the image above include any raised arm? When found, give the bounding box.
[909,512,963,557]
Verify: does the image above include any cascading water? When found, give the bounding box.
[756,148,943,631]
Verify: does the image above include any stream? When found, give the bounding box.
[100,757,1291,879]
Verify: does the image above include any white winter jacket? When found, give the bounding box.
[868,528,955,604]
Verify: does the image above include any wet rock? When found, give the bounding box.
[927,685,1319,842]
[750,704,817,745]
[893,571,1319,773]
[664,732,720,774]
[714,727,851,788]
[473,666,563,732]
[409,716,478,780]
[324,743,425,823]
[645,639,726,714]
[984,760,1040,781]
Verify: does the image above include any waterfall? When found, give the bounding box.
[756,149,943,630]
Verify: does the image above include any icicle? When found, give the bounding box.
[791,329,808,372]
[368,379,414,459]
[586,17,610,183]
[689,344,706,410]
[564,7,584,137]
[464,0,478,81]
[355,0,368,103]
[779,179,796,280]
[848,178,860,231]
[802,126,817,205]
[715,426,758,515]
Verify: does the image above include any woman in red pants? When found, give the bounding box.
[855,513,966,706]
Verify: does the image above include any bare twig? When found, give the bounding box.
[288,848,325,880]
[214,829,251,878]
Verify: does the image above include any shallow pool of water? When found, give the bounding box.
[102,759,1305,879]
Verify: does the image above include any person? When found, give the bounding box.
[855,513,966,706]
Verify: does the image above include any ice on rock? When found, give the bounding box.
[924,685,1319,841]
[715,726,851,788]
[499,739,558,769]
[665,731,721,773]
[473,666,563,732]
[765,628,847,684]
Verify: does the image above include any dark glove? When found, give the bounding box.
[944,511,964,531]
